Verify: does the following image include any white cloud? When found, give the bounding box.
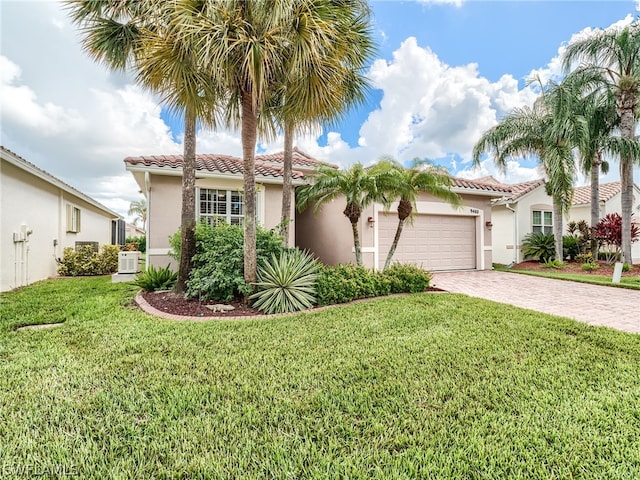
[636,0,640,12]
[356,37,536,163]
[529,14,636,83]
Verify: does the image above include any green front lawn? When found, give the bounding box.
[1,277,639,478]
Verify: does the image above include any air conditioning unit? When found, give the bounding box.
[118,251,141,274]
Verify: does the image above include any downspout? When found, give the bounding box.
[505,202,518,267]
[144,171,151,271]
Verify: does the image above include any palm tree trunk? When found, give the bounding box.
[176,109,197,293]
[384,218,405,270]
[590,152,601,258]
[280,122,294,247]
[619,92,636,265]
[351,221,362,266]
[553,198,563,261]
[241,90,258,286]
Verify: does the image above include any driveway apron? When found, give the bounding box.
[432,270,639,334]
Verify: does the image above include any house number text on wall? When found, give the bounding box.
[469,208,479,214]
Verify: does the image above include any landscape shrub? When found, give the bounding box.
[169,222,285,301]
[522,232,556,262]
[593,213,639,264]
[542,258,564,269]
[565,220,591,259]
[251,249,319,314]
[57,244,120,276]
[562,235,580,261]
[124,236,146,252]
[383,263,432,294]
[134,265,177,291]
[315,264,389,306]
[581,262,599,272]
[315,263,431,306]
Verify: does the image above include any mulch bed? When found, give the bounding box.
[141,287,446,318]
[141,291,264,318]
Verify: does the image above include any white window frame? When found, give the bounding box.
[66,204,81,233]
[198,188,245,226]
[532,209,552,234]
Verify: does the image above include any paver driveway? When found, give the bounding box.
[432,270,640,334]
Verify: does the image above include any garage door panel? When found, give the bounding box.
[379,213,476,271]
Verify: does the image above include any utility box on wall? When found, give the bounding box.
[118,251,141,274]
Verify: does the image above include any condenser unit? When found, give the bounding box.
[118,251,141,274]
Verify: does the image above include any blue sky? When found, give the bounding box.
[1,1,639,218]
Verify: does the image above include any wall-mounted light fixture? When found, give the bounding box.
[485,221,493,229]
[367,216,375,227]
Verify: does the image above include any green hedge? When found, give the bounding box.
[57,245,120,276]
[316,263,431,306]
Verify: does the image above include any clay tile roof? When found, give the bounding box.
[572,182,621,205]
[451,177,513,193]
[501,178,546,201]
[124,153,306,179]
[255,147,337,168]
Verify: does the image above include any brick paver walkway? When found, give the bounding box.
[432,270,640,334]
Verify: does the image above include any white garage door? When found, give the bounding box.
[378,213,477,271]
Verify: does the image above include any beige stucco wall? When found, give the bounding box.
[1,159,116,292]
[296,191,495,270]
[147,174,294,269]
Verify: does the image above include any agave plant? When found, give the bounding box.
[250,249,319,314]
[133,265,178,292]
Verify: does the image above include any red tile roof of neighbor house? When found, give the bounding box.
[124,148,335,179]
[572,182,621,206]
[451,177,513,193]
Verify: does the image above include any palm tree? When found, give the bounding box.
[174,0,376,284]
[562,21,640,264]
[472,93,576,261]
[273,1,374,245]
[66,0,219,293]
[561,71,628,257]
[296,163,385,266]
[127,198,147,228]
[372,158,461,270]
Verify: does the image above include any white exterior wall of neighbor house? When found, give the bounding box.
[492,186,554,264]
[491,204,518,265]
[1,151,119,292]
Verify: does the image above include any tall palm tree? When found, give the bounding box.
[296,163,385,266]
[177,0,374,284]
[128,198,147,228]
[472,95,576,261]
[562,21,640,264]
[273,0,374,245]
[560,70,636,256]
[372,158,461,270]
[66,0,219,293]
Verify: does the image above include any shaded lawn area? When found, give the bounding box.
[1,277,639,479]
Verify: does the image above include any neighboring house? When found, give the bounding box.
[126,148,508,272]
[489,177,640,264]
[125,223,146,238]
[124,148,331,269]
[296,177,510,271]
[1,146,123,292]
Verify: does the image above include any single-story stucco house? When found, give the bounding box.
[487,176,640,265]
[125,149,510,272]
[1,146,124,292]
